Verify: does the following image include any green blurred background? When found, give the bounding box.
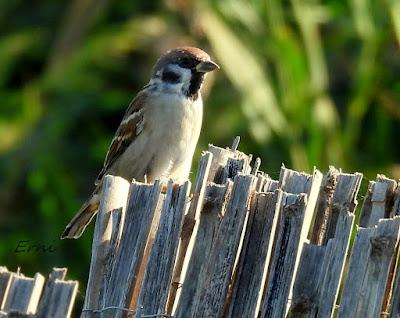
[0,0,399,311]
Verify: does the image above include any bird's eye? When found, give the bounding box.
[162,70,181,84]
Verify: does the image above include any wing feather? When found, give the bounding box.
[95,91,147,185]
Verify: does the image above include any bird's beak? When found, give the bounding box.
[196,60,220,73]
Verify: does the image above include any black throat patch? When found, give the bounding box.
[186,71,205,100]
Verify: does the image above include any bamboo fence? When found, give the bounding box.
[0,267,78,318]
[3,138,400,318]
[79,138,400,318]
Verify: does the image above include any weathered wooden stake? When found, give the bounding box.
[174,182,232,318]
[2,272,45,315]
[227,189,283,318]
[36,268,78,318]
[289,169,363,318]
[359,175,397,227]
[338,217,400,318]
[137,181,191,316]
[259,167,322,317]
[101,180,162,318]
[193,174,255,318]
[260,193,308,318]
[166,152,213,314]
[81,175,130,318]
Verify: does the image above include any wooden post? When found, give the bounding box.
[227,189,283,318]
[391,185,400,217]
[192,174,255,318]
[207,143,252,184]
[166,152,213,314]
[137,181,191,316]
[1,272,45,315]
[310,166,339,245]
[359,175,397,227]
[0,268,12,309]
[259,166,322,316]
[289,169,363,318]
[174,182,232,318]
[357,175,399,315]
[81,175,130,317]
[0,268,77,318]
[36,268,66,317]
[390,183,400,317]
[338,217,400,318]
[278,167,323,251]
[255,173,279,193]
[169,140,253,314]
[259,193,308,318]
[100,180,162,318]
[36,268,78,318]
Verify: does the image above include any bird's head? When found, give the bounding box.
[150,47,219,99]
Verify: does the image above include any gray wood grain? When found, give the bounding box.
[35,268,78,318]
[174,183,231,318]
[227,190,283,318]
[167,152,213,314]
[338,217,400,318]
[255,173,279,193]
[137,181,191,316]
[359,175,397,227]
[279,167,323,247]
[289,170,362,318]
[310,166,338,245]
[389,183,400,317]
[267,166,322,316]
[100,180,162,318]
[260,193,308,318]
[0,268,77,318]
[2,272,45,315]
[36,268,67,318]
[81,175,130,318]
[0,268,12,310]
[391,183,400,217]
[193,174,255,318]
[207,144,252,184]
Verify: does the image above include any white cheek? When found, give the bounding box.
[150,66,193,95]
[180,69,193,93]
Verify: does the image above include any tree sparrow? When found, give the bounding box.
[61,47,219,239]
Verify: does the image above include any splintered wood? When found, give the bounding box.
[289,169,363,318]
[76,139,400,318]
[0,267,77,318]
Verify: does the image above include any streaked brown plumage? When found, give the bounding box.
[61,47,219,239]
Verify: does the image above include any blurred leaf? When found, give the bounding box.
[200,8,288,142]
[0,84,42,153]
[0,30,43,86]
[388,0,400,45]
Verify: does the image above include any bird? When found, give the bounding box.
[61,47,219,239]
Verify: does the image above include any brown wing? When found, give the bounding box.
[95,91,147,185]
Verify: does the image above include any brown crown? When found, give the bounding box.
[152,47,212,75]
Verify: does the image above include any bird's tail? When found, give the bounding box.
[61,192,100,239]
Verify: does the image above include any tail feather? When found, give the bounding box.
[61,194,100,239]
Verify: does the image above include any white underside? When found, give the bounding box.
[110,88,203,183]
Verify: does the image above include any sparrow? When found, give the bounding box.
[61,47,219,239]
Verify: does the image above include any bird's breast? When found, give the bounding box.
[145,92,203,180]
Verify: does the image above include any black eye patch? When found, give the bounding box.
[162,70,181,84]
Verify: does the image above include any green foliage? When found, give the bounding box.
[0,0,399,309]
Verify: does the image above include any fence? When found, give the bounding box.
[0,267,78,317]
[78,138,400,318]
[3,138,400,318]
